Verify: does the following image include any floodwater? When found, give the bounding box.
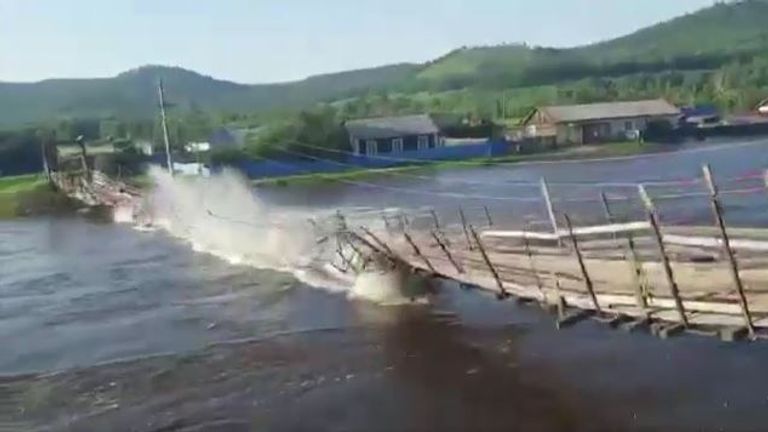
[4,138,768,431]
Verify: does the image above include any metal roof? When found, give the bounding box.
[539,99,680,124]
[345,114,439,140]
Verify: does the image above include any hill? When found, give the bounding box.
[0,63,418,127]
[414,0,768,90]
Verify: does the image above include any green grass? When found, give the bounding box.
[0,174,46,194]
[0,174,67,218]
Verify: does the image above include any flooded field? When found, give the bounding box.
[4,139,768,431]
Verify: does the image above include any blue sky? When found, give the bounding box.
[0,0,715,83]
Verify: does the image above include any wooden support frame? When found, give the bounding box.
[360,226,395,257]
[403,232,436,273]
[638,185,689,327]
[483,205,494,227]
[563,214,601,313]
[702,164,756,338]
[431,230,464,274]
[459,206,474,251]
[469,225,508,299]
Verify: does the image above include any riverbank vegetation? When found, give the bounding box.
[0,175,76,218]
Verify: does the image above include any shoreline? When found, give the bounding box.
[251,138,767,186]
[0,175,78,219]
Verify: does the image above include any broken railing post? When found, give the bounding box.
[459,206,474,251]
[382,213,392,231]
[430,209,441,230]
[403,231,436,273]
[702,164,755,338]
[638,185,689,327]
[360,226,395,257]
[626,233,649,310]
[483,205,494,227]
[563,214,601,313]
[431,230,464,274]
[469,225,508,299]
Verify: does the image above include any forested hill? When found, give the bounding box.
[2,0,768,127]
[0,63,419,127]
[414,0,768,90]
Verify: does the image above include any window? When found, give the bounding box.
[365,140,377,156]
[392,138,404,153]
[624,120,634,131]
[417,135,429,151]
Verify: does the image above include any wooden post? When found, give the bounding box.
[469,225,508,298]
[626,234,649,310]
[540,178,559,241]
[382,213,392,231]
[563,214,601,312]
[483,205,494,227]
[702,164,755,337]
[360,226,395,257]
[638,185,689,327]
[431,231,463,274]
[430,209,441,230]
[604,191,648,309]
[400,212,410,230]
[158,80,174,176]
[403,232,436,273]
[459,206,474,250]
[523,231,545,299]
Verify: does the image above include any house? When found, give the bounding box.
[345,114,444,156]
[520,99,681,145]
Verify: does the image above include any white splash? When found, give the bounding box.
[136,167,423,304]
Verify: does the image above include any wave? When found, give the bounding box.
[123,167,421,304]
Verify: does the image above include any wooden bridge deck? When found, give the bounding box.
[346,223,768,338]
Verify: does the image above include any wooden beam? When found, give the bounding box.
[483,205,494,227]
[469,225,508,299]
[431,230,464,274]
[403,231,436,273]
[639,185,689,327]
[564,214,601,313]
[702,164,755,338]
[459,206,474,250]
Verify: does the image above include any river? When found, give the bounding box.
[4,138,768,431]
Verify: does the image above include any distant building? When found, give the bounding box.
[520,99,681,145]
[345,114,444,156]
[208,127,262,149]
[185,142,211,153]
[680,105,721,127]
[758,98,768,116]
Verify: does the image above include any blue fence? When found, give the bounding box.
[234,139,511,180]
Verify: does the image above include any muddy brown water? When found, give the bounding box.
[4,138,768,431]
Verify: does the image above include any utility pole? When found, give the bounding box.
[158,79,174,176]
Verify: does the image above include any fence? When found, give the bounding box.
[334,163,768,340]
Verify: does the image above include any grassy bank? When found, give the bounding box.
[252,141,666,186]
[0,174,76,218]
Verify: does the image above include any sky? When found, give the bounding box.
[0,0,717,84]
